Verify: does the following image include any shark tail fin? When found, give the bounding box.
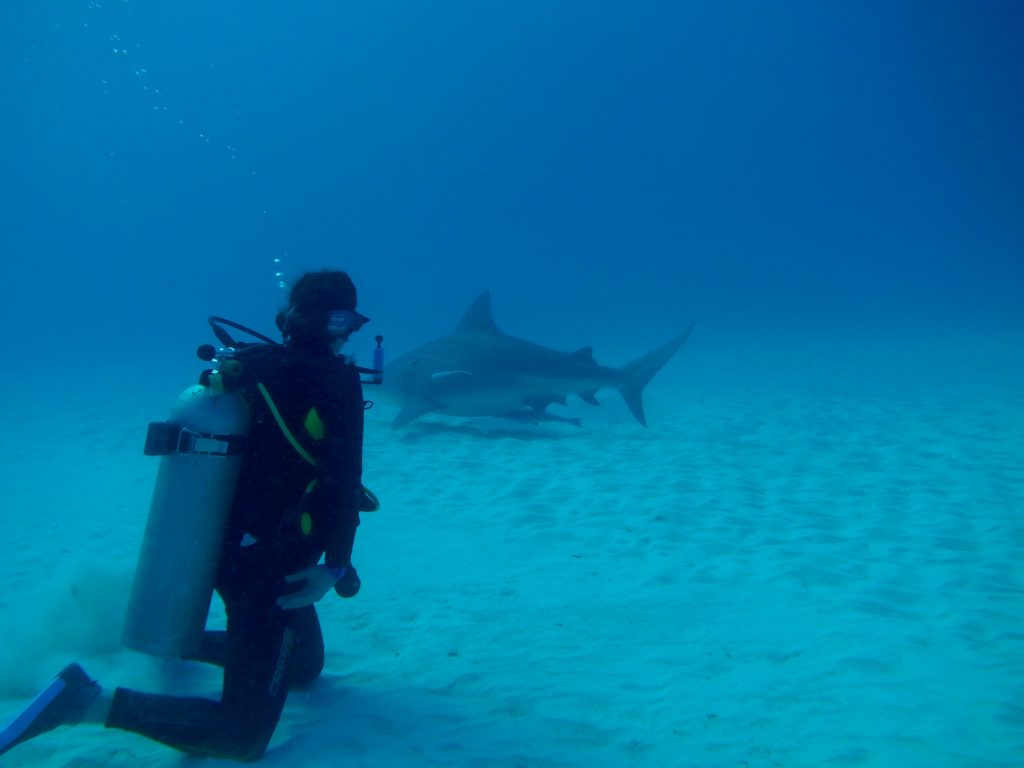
[617,323,695,426]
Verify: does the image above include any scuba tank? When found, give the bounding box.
[122,318,266,657]
[122,379,249,657]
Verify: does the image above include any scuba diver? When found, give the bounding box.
[0,270,373,761]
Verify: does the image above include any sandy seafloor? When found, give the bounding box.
[0,333,1021,768]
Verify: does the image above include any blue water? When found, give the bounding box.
[3,1,1022,367]
[1,1,1022,765]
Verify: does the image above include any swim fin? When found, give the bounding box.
[0,664,100,757]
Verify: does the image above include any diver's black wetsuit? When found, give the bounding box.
[107,342,365,761]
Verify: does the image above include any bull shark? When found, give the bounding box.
[380,291,694,429]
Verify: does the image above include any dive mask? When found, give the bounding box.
[327,309,370,339]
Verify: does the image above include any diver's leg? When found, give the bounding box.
[285,606,325,687]
[184,630,229,668]
[107,599,296,761]
[182,610,321,685]
[183,587,230,668]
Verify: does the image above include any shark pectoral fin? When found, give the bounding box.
[392,396,443,430]
[578,390,600,406]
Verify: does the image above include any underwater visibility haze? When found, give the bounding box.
[0,1,1022,766]
[2,1,1022,363]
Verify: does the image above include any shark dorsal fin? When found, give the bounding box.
[455,290,502,335]
[572,346,595,362]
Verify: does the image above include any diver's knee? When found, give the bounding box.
[288,631,325,688]
[239,741,269,763]
[225,727,272,762]
[288,654,324,688]
[217,712,276,762]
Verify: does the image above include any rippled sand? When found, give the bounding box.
[1,335,1021,767]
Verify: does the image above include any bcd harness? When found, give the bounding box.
[251,380,381,540]
[199,315,381,535]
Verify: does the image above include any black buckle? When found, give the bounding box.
[144,422,183,456]
[144,422,239,456]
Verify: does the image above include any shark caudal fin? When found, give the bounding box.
[617,323,695,426]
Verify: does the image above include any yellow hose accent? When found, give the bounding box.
[257,382,379,512]
[256,382,316,466]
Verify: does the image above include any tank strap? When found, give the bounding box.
[143,422,246,457]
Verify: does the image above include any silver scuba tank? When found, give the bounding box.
[123,381,248,657]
